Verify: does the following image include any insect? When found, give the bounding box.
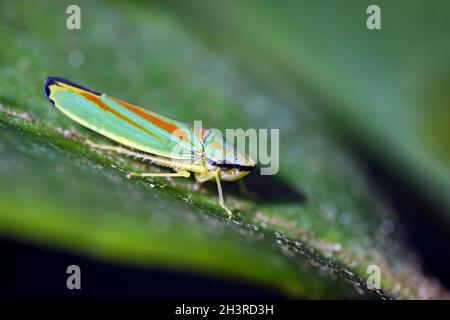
[45,77,255,218]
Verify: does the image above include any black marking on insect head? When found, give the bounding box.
[209,160,255,172]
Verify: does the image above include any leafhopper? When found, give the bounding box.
[45,77,255,218]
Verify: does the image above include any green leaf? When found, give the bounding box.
[0,0,447,299]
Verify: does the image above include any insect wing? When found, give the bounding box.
[45,77,203,160]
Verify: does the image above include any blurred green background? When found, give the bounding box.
[0,0,449,299]
[166,0,450,214]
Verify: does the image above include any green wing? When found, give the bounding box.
[45,77,203,160]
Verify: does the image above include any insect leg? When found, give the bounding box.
[86,140,149,161]
[86,139,205,173]
[238,180,257,200]
[85,139,120,152]
[86,139,178,167]
[86,139,195,178]
[127,171,190,178]
[214,172,233,219]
